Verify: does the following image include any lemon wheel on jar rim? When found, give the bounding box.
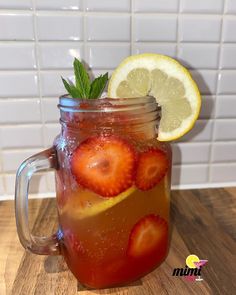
[108,53,201,142]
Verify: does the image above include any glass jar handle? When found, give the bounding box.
[15,147,60,255]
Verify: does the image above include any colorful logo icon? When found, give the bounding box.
[172,254,208,282]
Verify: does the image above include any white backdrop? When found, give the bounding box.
[0,0,236,199]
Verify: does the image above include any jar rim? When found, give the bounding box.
[58,95,160,113]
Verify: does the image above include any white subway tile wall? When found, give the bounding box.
[0,13,34,40]
[0,0,236,199]
[43,124,60,147]
[214,120,236,141]
[221,45,236,69]
[86,0,130,12]
[180,0,224,14]
[0,0,32,9]
[172,165,209,186]
[0,99,41,124]
[2,149,41,172]
[133,44,177,58]
[134,0,179,13]
[0,44,36,70]
[88,44,131,69]
[172,143,211,164]
[199,96,215,119]
[212,142,236,162]
[134,15,177,42]
[216,95,236,118]
[40,70,73,96]
[210,164,236,183]
[35,0,82,11]
[0,72,38,97]
[36,13,83,41]
[42,98,59,123]
[225,0,236,14]
[179,120,213,142]
[179,16,222,42]
[178,44,220,69]
[0,125,43,148]
[4,173,49,195]
[86,15,130,41]
[189,70,218,95]
[222,17,236,42]
[38,43,84,69]
[219,71,236,94]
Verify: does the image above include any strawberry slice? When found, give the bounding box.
[127,214,168,258]
[71,135,136,197]
[135,148,169,191]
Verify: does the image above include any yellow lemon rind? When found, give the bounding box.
[62,186,136,220]
[108,53,201,142]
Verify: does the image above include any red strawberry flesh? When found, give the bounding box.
[127,214,168,258]
[71,135,136,197]
[135,148,168,191]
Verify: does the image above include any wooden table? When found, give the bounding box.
[0,188,235,295]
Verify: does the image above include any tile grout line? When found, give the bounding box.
[2,118,236,127]
[32,0,52,193]
[1,8,236,16]
[32,0,46,148]
[1,40,235,45]
[176,0,181,57]
[130,0,134,54]
[174,0,180,189]
[208,1,226,183]
[83,0,88,68]
[0,66,229,72]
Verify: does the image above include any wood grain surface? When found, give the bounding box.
[0,188,235,295]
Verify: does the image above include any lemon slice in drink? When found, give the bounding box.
[108,53,201,141]
[60,186,136,220]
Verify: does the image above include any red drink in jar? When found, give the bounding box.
[15,96,172,289]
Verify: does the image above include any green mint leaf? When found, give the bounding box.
[73,58,90,98]
[89,72,109,99]
[61,77,82,98]
[62,59,108,99]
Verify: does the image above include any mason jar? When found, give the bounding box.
[15,96,172,289]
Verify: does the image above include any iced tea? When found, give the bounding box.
[55,97,171,288]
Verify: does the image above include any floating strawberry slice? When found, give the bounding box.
[71,135,136,197]
[127,214,168,258]
[135,148,168,191]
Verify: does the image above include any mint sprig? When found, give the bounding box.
[89,73,109,99]
[61,77,82,98]
[62,58,108,99]
[73,58,90,97]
